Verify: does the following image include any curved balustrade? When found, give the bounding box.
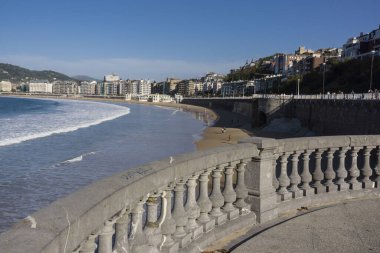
[270,135,380,213]
[1,136,380,252]
[0,144,257,253]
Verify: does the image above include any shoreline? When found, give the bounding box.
[1,94,253,150]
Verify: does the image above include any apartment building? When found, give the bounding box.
[27,80,53,93]
[0,81,12,92]
[342,25,380,59]
[52,81,78,94]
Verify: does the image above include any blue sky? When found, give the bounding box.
[0,0,379,81]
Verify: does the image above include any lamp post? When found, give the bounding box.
[370,50,376,92]
[296,70,300,97]
[322,62,326,99]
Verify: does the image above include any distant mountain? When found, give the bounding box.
[0,63,75,83]
[71,75,100,82]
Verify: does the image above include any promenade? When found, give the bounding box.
[228,198,380,253]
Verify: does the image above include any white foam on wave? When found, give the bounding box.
[60,151,96,164]
[63,155,83,163]
[0,98,130,147]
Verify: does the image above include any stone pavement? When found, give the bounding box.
[228,198,380,253]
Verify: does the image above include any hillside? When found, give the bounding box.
[71,75,99,82]
[0,63,75,83]
[225,55,275,81]
[278,57,380,94]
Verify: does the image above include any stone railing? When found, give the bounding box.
[1,136,380,252]
[0,143,257,253]
[243,135,380,222]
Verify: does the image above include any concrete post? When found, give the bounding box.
[222,163,239,220]
[300,150,312,195]
[114,210,130,253]
[79,234,97,253]
[361,146,374,189]
[185,174,203,240]
[336,147,349,191]
[324,148,337,192]
[289,151,301,198]
[197,170,215,232]
[234,160,250,215]
[244,138,279,223]
[172,180,188,240]
[98,220,115,253]
[374,147,380,188]
[145,193,163,249]
[209,166,225,219]
[348,147,361,190]
[160,184,178,252]
[312,149,325,193]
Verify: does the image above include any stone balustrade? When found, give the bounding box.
[243,135,380,221]
[1,136,380,252]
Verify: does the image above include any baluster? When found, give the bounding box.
[374,147,380,188]
[336,147,349,191]
[300,150,312,196]
[145,193,163,249]
[160,184,178,251]
[272,154,280,190]
[79,234,97,253]
[324,148,337,192]
[98,220,115,253]
[129,199,148,251]
[172,180,191,248]
[114,209,130,253]
[209,166,227,225]
[234,160,250,215]
[289,151,302,198]
[361,146,374,189]
[222,163,239,220]
[197,170,215,232]
[278,153,291,200]
[185,174,203,239]
[312,149,325,194]
[348,147,361,190]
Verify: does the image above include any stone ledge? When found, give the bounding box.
[182,212,256,253]
[276,188,380,215]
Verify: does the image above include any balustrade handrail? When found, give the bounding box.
[0,143,257,253]
[1,135,380,253]
[276,135,380,153]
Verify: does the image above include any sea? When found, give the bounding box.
[0,96,212,233]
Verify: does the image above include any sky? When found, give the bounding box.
[0,0,379,81]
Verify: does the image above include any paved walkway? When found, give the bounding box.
[231,198,380,253]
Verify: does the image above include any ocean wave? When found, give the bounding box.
[0,98,130,147]
[59,151,96,165]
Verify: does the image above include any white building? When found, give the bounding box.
[342,37,360,59]
[0,81,12,92]
[138,79,151,96]
[52,81,78,94]
[104,74,121,95]
[125,79,151,97]
[27,80,53,93]
[79,81,97,95]
[148,94,173,103]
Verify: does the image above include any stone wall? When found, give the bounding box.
[285,99,380,135]
[182,97,380,135]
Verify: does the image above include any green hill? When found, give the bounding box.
[0,63,75,83]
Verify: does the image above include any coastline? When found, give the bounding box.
[1,94,253,151]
